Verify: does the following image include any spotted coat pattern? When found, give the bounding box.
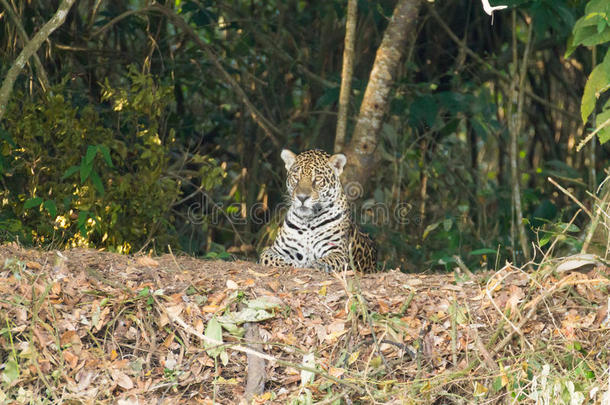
[259,149,377,272]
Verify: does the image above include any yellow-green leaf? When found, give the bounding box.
[582,52,610,123]
[595,108,610,144]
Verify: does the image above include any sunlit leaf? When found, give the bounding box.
[581,52,610,123]
[220,350,229,366]
[473,381,488,397]
[204,317,223,358]
[1,355,19,384]
[423,221,441,240]
[570,2,610,51]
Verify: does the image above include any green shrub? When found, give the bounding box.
[0,67,224,252]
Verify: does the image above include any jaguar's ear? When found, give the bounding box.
[280,149,297,170]
[328,153,347,176]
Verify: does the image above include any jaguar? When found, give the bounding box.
[259,149,377,272]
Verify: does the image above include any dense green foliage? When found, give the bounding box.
[570,0,610,143]
[0,0,608,267]
[1,68,225,252]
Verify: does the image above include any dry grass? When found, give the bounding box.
[0,243,608,404]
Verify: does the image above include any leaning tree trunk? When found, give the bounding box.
[341,0,421,189]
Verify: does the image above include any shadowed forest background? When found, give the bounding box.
[1,0,609,270]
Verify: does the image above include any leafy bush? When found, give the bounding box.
[0,68,225,252]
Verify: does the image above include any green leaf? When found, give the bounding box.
[423,221,441,240]
[90,170,105,195]
[24,197,43,210]
[219,350,229,366]
[491,376,504,393]
[80,158,93,183]
[204,317,223,358]
[449,301,468,324]
[597,18,607,34]
[0,128,15,146]
[246,297,281,311]
[315,87,340,108]
[595,108,610,144]
[61,165,80,180]
[98,144,114,168]
[217,308,275,333]
[1,355,19,384]
[85,145,98,165]
[581,58,610,123]
[571,12,610,49]
[584,0,610,14]
[558,222,580,233]
[43,200,57,217]
[77,210,89,235]
[469,248,497,256]
[410,94,439,128]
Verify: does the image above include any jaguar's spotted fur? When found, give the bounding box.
[259,149,377,272]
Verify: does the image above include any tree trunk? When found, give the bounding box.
[334,0,358,153]
[341,0,421,189]
[508,10,533,261]
[0,0,76,121]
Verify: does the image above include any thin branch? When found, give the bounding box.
[581,187,610,254]
[577,117,610,152]
[511,16,534,260]
[548,177,593,218]
[244,322,266,399]
[0,0,76,121]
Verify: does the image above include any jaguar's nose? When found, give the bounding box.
[297,193,310,204]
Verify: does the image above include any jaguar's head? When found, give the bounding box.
[281,149,346,217]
